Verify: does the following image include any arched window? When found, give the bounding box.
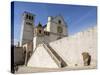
[58,20,61,24]
[39,30,41,34]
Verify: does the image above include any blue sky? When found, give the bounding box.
[12,1,97,43]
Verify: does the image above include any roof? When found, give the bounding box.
[36,22,42,28]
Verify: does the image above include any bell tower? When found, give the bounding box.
[20,11,35,46]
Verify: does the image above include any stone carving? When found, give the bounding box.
[82,52,91,66]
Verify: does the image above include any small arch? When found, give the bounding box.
[82,52,91,66]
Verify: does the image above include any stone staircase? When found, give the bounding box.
[43,43,67,68]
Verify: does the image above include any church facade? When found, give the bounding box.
[20,11,68,54]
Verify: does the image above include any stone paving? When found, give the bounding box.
[16,65,96,74]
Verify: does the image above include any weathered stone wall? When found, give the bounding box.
[14,47,25,65]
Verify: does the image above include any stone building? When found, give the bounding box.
[20,11,68,61]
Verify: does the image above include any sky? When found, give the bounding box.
[12,1,97,43]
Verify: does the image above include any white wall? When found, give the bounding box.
[28,44,59,68]
[50,27,97,67]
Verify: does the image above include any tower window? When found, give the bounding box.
[58,20,61,24]
[26,14,28,19]
[31,16,33,20]
[26,22,32,25]
[29,16,31,20]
